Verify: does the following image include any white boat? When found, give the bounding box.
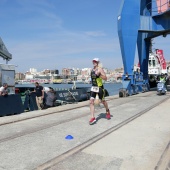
[148,49,167,87]
[148,49,167,75]
[135,48,167,87]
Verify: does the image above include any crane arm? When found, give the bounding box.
[0,37,12,62]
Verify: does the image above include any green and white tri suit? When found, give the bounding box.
[90,69,105,100]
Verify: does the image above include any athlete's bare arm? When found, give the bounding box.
[98,68,107,81]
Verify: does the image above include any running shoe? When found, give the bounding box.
[106,110,111,119]
[89,117,96,125]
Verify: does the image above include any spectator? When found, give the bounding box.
[42,87,57,109]
[33,82,44,110]
[0,83,8,96]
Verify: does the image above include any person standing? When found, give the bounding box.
[89,58,111,125]
[0,83,8,96]
[34,82,44,110]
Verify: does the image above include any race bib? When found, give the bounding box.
[91,86,99,93]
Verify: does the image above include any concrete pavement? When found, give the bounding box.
[0,91,170,170]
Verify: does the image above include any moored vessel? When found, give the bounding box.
[15,85,91,111]
[148,49,167,88]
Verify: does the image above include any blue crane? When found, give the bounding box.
[118,0,170,97]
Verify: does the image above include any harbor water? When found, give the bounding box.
[15,82,122,96]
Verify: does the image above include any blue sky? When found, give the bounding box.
[0,0,169,73]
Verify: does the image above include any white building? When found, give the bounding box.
[30,68,37,74]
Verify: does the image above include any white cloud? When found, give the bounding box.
[5,28,120,72]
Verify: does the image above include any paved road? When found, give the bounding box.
[0,91,170,170]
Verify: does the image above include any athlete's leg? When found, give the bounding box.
[89,91,97,124]
[101,100,109,110]
[90,97,95,118]
[99,88,109,110]
[100,88,110,119]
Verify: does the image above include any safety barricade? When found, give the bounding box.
[0,94,24,116]
[23,92,38,111]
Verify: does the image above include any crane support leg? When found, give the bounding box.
[117,0,170,97]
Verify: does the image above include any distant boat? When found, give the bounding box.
[17,80,31,84]
[53,79,62,84]
[61,79,68,84]
[15,85,94,111]
[67,81,73,84]
[75,80,85,84]
[67,79,73,84]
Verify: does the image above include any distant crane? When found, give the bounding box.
[0,37,12,64]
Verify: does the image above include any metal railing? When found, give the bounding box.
[156,0,170,13]
[145,0,170,15]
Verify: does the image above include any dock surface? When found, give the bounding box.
[0,90,170,170]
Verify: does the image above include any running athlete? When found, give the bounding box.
[89,58,111,125]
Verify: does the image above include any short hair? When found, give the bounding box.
[3,83,8,87]
[35,82,39,85]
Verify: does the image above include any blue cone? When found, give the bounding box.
[65,135,74,140]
